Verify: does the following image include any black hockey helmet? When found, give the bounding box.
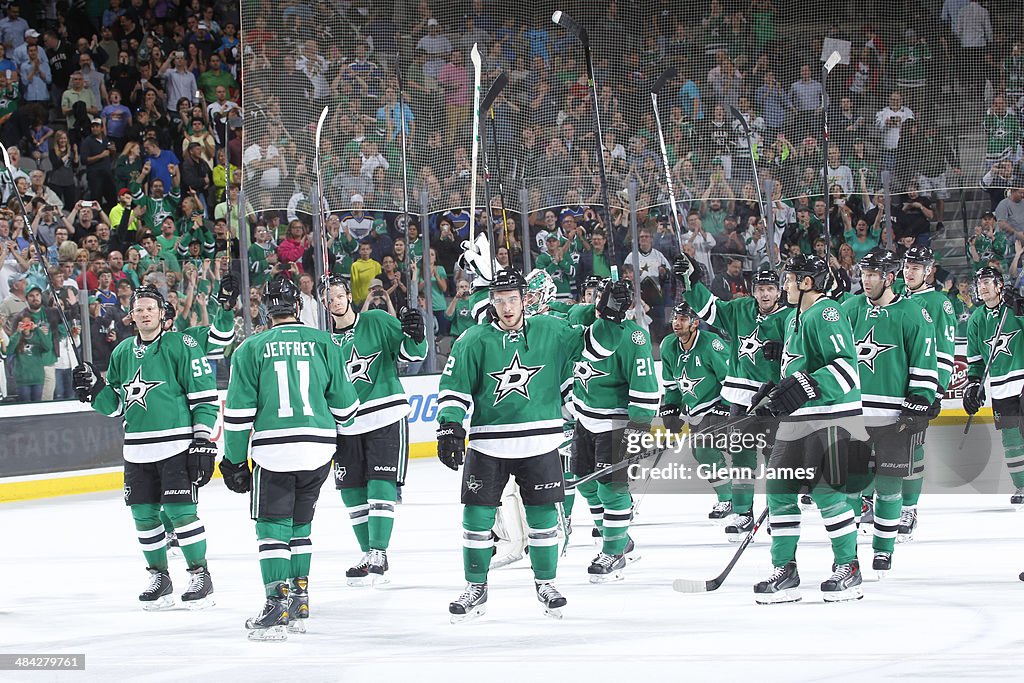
[672,300,700,320]
[975,266,1004,284]
[162,300,175,322]
[782,254,831,292]
[130,284,165,311]
[266,276,302,318]
[751,268,779,288]
[582,275,603,291]
[858,247,901,275]
[489,267,527,294]
[903,245,935,269]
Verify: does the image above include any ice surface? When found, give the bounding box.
[2,459,1023,682]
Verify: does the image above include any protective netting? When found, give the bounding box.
[241,0,1021,278]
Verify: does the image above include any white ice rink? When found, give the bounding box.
[2,458,1023,682]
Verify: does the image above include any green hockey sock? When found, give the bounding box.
[902,443,925,507]
[563,472,577,516]
[524,505,559,581]
[1001,428,1024,489]
[730,448,757,514]
[289,522,312,580]
[163,502,206,569]
[766,478,801,566]
[872,474,903,553]
[131,503,168,571]
[367,479,398,550]
[816,488,858,565]
[255,518,293,597]
[847,469,875,519]
[694,447,732,502]
[462,505,497,584]
[159,509,174,534]
[575,478,603,531]
[340,487,370,552]
[597,482,631,555]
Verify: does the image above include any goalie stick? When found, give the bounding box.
[672,507,769,593]
[729,105,775,269]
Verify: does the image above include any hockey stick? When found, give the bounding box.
[961,304,1010,442]
[487,103,512,253]
[552,10,617,264]
[729,105,775,270]
[469,44,483,242]
[672,506,769,593]
[312,105,331,331]
[1,146,80,365]
[959,187,970,260]
[819,51,841,252]
[651,67,684,253]
[394,54,417,309]
[478,71,508,273]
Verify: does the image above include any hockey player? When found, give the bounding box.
[219,278,360,640]
[566,275,601,326]
[898,246,956,540]
[572,278,659,581]
[437,268,581,622]
[324,277,427,585]
[72,285,219,610]
[673,254,790,535]
[751,254,864,604]
[658,300,737,533]
[842,248,937,575]
[963,267,1024,506]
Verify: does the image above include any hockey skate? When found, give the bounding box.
[896,507,918,543]
[588,552,626,583]
[367,549,390,586]
[708,501,733,521]
[623,537,641,566]
[449,582,487,624]
[858,497,875,535]
[166,531,182,559]
[753,561,801,604]
[180,566,214,609]
[139,567,174,611]
[725,512,754,542]
[872,552,891,580]
[535,581,567,619]
[1011,487,1024,508]
[346,551,388,587]
[246,583,290,641]
[821,560,864,602]
[287,577,308,634]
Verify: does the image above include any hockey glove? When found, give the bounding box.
[762,340,784,362]
[672,254,703,291]
[767,372,820,416]
[600,280,633,324]
[750,381,777,416]
[72,362,105,403]
[399,306,425,344]
[962,380,985,416]
[187,438,218,487]
[437,421,466,471]
[658,403,684,434]
[620,420,652,459]
[1001,285,1024,317]
[217,272,240,311]
[898,395,931,434]
[219,458,252,493]
[927,397,942,420]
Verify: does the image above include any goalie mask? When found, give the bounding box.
[524,268,556,316]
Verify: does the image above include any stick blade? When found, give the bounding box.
[672,578,716,593]
[480,71,508,112]
[651,66,677,95]
[551,10,585,41]
[314,106,330,146]
[470,43,481,69]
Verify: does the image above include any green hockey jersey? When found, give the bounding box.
[91,331,219,463]
[779,296,861,419]
[684,280,789,406]
[438,315,582,458]
[659,328,730,425]
[572,318,660,432]
[567,303,597,326]
[224,322,360,472]
[174,306,235,360]
[469,288,491,324]
[903,285,956,394]
[333,309,427,434]
[966,304,1024,400]
[841,294,938,418]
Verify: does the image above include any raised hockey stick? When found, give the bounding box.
[552,10,617,264]
[651,67,684,252]
[469,44,483,242]
[312,105,331,331]
[819,51,841,252]
[478,71,508,273]
[961,304,1010,442]
[394,54,417,308]
[672,506,769,593]
[729,105,775,270]
[2,146,80,365]
[486,99,513,253]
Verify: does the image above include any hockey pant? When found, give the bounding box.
[464,504,559,583]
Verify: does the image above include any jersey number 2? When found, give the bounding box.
[275,360,313,418]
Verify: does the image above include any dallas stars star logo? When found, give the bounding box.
[676,369,704,399]
[737,330,765,362]
[347,346,381,384]
[780,346,803,375]
[855,328,897,372]
[489,350,543,405]
[574,360,609,392]
[122,367,164,411]
[986,328,1019,361]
